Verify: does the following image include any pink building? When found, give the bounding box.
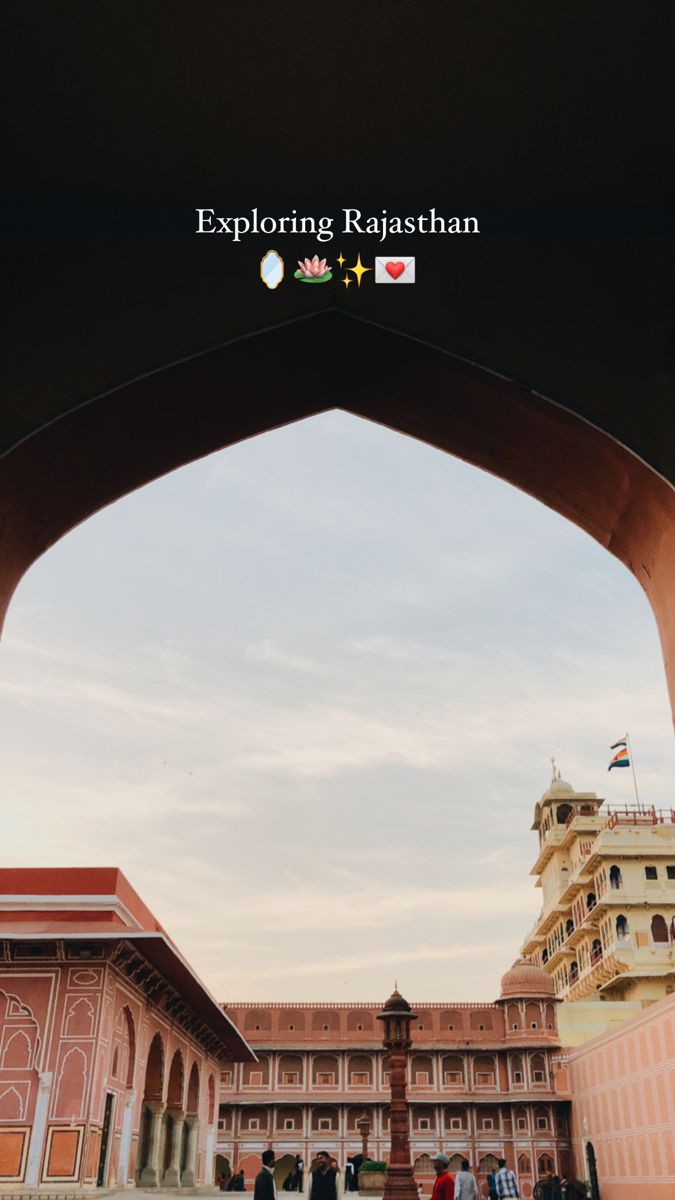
[555,993,675,1199]
[0,868,253,1190]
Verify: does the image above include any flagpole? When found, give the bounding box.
[625,731,641,810]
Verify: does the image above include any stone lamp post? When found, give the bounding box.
[377,988,418,1200]
[356,1112,371,1160]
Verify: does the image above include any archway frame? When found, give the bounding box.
[2,313,675,722]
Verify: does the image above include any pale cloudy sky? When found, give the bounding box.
[1,412,674,1003]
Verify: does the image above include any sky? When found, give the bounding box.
[1,411,674,1004]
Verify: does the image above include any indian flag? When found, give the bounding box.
[608,739,630,770]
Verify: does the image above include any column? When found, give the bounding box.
[204,1122,217,1186]
[140,1102,165,1187]
[25,1071,53,1188]
[163,1109,185,1186]
[117,1088,136,1186]
[181,1116,199,1186]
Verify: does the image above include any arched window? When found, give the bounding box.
[591,938,602,962]
[534,1106,549,1132]
[443,1105,466,1131]
[609,864,622,888]
[556,803,572,824]
[542,948,549,963]
[442,1055,464,1086]
[478,1155,499,1175]
[279,1054,303,1086]
[651,914,669,944]
[348,1054,373,1087]
[518,1154,531,1175]
[243,1054,270,1087]
[525,1002,540,1029]
[530,1053,546,1083]
[565,918,574,937]
[440,1009,463,1031]
[312,1054,339,1086]
[507,1003,520,1030]
[510,1054,524,1084]
[538,1154,555,1176]
[616,914,629,939]
[570,960,578,981]
[410,1054,434,1086]
[473,1055,496,1086]
[586,891,596,911]
[244,1009,271,1032]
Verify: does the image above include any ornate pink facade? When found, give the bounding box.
[0,868,253,1189]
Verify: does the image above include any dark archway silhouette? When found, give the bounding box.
[2,315,675,727]
[585,1142,600,1200]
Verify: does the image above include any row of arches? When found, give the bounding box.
[137,1030,216,1188]
[220,1101,564,1137]
[228,1048,555,1093]
[233,1007,506,1036]
[414,1150,559,1177]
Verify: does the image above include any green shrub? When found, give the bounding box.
[359,1162,387,1173]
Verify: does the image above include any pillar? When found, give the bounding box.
[204,1122,217,1185]
[117,1088,136,1186]
[163,1109,185,1186]
[181,1116,199,1186]
[140,1102,165,1187]
[25,1071,52,1188]
[377,990,418,1200]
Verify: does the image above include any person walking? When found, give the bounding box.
[495,1159,519,1199]
[430,1152,455,1200]
[255,1151,277,1200]
[295,1156,304,1193]
[454,1160,478,1200]
[308,1152,338,1200]
[487,1169,498,1200]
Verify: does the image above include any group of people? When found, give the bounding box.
[254,1151,337,1200]
[231,1150,567,1200]
[430,1154,480,1200]
[432,1156,571,1200]
[432,1155,525,1200]
[218,1169,246,1191]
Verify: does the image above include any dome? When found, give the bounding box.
[381,987,412,1013]
[499,957,556,1000]
[540,776,575,801]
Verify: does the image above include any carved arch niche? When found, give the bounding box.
[0,989,40,1072]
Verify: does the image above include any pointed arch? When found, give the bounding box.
[63,996,95,1037]
[186,1061,200,1115]
[0,1029,32,1070]
[0,1085,24,1120]
[167,1048,184,1108]
[114,1004,136,1088]
[53,1046,87,1118]
[143,1031,164,1101]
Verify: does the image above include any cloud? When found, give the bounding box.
[245,639,322,673]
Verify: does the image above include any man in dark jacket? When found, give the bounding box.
[309,1152,337,1200]
[254,1151,277,1200]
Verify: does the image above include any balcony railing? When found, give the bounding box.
[606,806,675,828]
